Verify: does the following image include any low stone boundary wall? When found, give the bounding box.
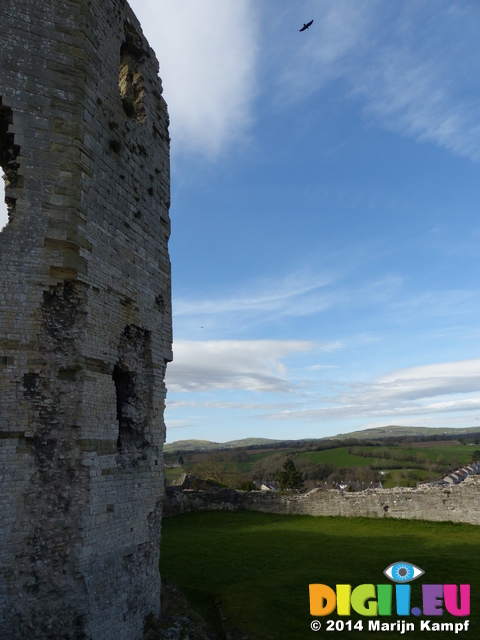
[163,477,480,525]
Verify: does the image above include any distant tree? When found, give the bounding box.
[237,480,256,491]
[195,452,241,488]
[302,462,334,482]
[252,452,291,482]
[178,455,184,466]
[277,458,304,492]
[450,456,460,470]
[355,466,375,484]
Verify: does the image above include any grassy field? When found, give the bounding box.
[297,444,478,486]
[164,467,185,483]
[298,447,376,468]
[160,511,479,639]
[298,444,475,468]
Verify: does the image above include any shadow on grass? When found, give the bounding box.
[160,511,479,640]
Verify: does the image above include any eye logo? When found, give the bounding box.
[384,561,424,583]
[310,561,470,619]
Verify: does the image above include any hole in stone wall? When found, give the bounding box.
[0,196,7,231]
[113,325,153,459]
[118,22,146,124]
[155,294,165,315]
[0,97,20,230]
[113,364,136,450]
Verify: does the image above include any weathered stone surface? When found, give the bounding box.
[163,488,242,518]
[164,477,480,525]
[0,1,171,639]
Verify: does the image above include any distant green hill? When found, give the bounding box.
[334,425,480,440]
[164,437,281,454]
[164,425,480,454]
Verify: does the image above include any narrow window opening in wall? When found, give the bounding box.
[113,325,152,459]
[112,364,136,451]
[155,294,165,315]
[119,22,146,123]
[0,97,20,230]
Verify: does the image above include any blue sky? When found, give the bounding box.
[3,1,480,444]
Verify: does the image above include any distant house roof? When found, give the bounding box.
[437,460,480,485]
[260,483,277,492]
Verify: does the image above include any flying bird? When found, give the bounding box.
[299,20,314,32]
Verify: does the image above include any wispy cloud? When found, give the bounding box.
[174,269,339,317]
[165,419,200,430]
[262,358,480,422]
[391,289,480,320]
[302,364,339,371]
[424,226,480,260]
[166,339,321,392]
[129,0,259,159]
[275,0,480,162]
[172,258,480,344]
[130,1,480,163]
[173,266,403,336]
[167,399,305,412]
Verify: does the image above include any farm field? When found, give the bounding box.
[160,510,480,640]
[298,444,475,467]
[297,444,478,487]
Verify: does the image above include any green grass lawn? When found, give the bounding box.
[415,445,476,464]
[381,468,432,488]
[164,467,186,484]
[160,511,480,639]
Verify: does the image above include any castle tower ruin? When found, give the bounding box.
[0,1,172,638]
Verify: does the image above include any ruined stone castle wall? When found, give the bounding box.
[163,478,480,526]
[0,1,171,638]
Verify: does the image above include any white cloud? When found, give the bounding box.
[381,359,480,383]
[129,0,259,158]
[165,418,199,430]
[166,339,319,392]
[303,364,339,371]
[261,358,480,422]
[0,198,7,231]
[371,359,480,403]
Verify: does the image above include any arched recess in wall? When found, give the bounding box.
[0,97,20,231]
[113,325,153,461]
[118,22,147,123]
